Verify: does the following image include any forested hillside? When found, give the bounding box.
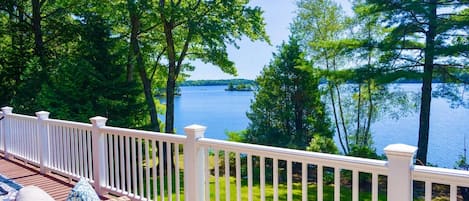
[180,79,255,86]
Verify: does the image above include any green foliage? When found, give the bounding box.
[292,0,349,64]
[154,0,269,133]
[292,0,423,159]
[293,0,378,155]
[241,37,335,152]
[0,1,34,110]
[347,145,381,160]
[227,82,235,91]
[225,83,253,91]
[360,0,469,164]
[226,130,247,143]
[0,0,86,114]
[361,0,469,74]
[0,0,268,131]
[37,13,145,127]
[455,154,469,170]
[307,135,339,154]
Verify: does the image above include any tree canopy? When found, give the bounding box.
[360,0,469,164]
[155,0,269,133]
[2,0,469,164]
[242,37,335,151]
[0,0,268,132]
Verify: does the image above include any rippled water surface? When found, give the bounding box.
[169,84,469,167]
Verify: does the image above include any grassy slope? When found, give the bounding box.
[147,175,387,201]
[207,176,388,201]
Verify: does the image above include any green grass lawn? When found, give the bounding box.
[145,174,387,201]
[138,153,449,201]
[141,153,388,201]
[207,176,388,201]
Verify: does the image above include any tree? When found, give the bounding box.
[0,0,83,114]
[227,82,235,91]
[156,0,268,133]
[244,37,335,151]
[0,0,38,110]
[126,0,164,132]
[0,0,145,127]
[363,0,469,164]
[292,0,419,157]
[0,0,32,106]
[292,0,357,154]
[37,12,144,127]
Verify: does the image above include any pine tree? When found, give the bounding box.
[363,0,469,164]
[245,37,335,151]
[38,13,144,127]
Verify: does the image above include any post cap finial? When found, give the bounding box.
[384,144,418,158]
[90,116,108,128]
[1,106,13,114]
[184,124,207,138]
[36,111,50,120]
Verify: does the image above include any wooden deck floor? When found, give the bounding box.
[0,155,75,200]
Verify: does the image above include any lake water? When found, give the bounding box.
[171,84,469,168]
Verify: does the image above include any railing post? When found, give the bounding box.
[36,111,50,174]
[0,111,2,151]
[384,144,417,201]
[90,116,107,195]
[1,107,13,159]
[184,124,207,201]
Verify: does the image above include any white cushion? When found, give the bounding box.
[16,185,55,201]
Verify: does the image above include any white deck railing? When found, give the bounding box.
[0,111,3,151]
[1,106,469,201]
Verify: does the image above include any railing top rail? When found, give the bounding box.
[414,165,469,187]
[8,113,37,120]
[101,126,187,143]
[46,118,93,130]
[199,138,388,173]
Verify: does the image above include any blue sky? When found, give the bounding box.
[187,0,352,80]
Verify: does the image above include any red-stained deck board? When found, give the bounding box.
[0,155,75,200]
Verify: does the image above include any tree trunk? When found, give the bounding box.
[138,68,160,132]
[284,82,291,141]
[165,68,176,133]
[159,0,193,135]
[325,55,347,154]
[126,51,134,82]
[329,85,347,153]
[159,1,178,173]
[294,81,304,146]
[363,33,373,146]
[163,26,176,134]
[159,0,177,134]
[331,57,350,152]
[416,0,437,165]
[128,0,160,132]
[32,0,46,68]
[9,2,25,84]
[356,83,362,143]
[364,80,373,146]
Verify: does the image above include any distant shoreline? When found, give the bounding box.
[180,79,256,86]
[180,78,454,87]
